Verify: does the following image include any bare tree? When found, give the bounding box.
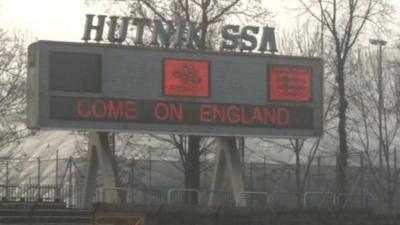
[263,19,337,207]
[150,134,215,203]
[0,28,28,151]
[349,46,400,211]
[87,0,272,204]
[298,0,391,204]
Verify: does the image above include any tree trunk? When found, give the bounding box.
[294,140,304,208]
[336,61,348,208]
[184,135,201,204]
[295,148,303,207]
[182,9,207,205]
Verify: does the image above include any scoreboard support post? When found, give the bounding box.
[83,132,119,207]
[209,137,246,207]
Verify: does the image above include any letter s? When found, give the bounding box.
[220,25,240,50]
[239,26,259,52]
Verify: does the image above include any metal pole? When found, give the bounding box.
[263,156,266,192]
[130,159,135,203]
[360,152,364,194]
[317,156,321,189]
[111,133,115,156]
[69,157,72,207]
[250,162,254,191]
[148,150,152,188]
[6,160,9,200]
[370,39,387,175]
[55,150,59,200]
[393,148,397,172]
[394,148,397,175]
[239,137,245,163]
[239,137,245,189]
[37,157,41,200]
[394,148,397,194]
[250,161,253,207]
[378,43,383,173]
[320,5,324,58]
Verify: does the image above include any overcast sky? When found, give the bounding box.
[0,0,399,45]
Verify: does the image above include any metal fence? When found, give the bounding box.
[0,184,373,209]
[0,154,398,212]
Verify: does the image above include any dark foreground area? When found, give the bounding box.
[1,202,400,225]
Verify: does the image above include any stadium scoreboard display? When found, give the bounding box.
[27,41,323,137]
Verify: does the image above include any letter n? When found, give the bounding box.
[151,20,173,47]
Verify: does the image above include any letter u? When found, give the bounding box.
[107,16,131,43]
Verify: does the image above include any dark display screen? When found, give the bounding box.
[50,51,102,92]
[50,96,313,129]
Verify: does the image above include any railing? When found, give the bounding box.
[0,184,373,209]
[99,186,128,204]
[304,192,336,208]
[336,193,373,209]
[167,188,201,205]
[0,184,21,201]
[271,192,300,207]
[0,184,61,202]
[238,191,269,207]
[204,190,235,206]
[132,188,164,205]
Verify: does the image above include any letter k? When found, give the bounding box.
[186,22,204,49]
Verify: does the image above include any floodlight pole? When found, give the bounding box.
[370,39,387,173]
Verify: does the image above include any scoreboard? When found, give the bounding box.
[27,41,323,137]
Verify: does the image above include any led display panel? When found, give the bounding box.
[163,59,210,97]
[269,65,312,102]
[27,41,323,138]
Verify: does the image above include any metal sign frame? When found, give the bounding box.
[27,41,323,138]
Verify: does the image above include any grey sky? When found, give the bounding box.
[0,0,399,44]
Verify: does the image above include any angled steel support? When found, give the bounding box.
[83,132,119,208]
[209,137,246,206]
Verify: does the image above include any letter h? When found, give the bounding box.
[82,14,107,42]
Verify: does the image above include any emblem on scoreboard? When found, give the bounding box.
[163,59,210,98]
[269,65,312,102]
[173,64,202,85]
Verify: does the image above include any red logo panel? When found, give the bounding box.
[164,59,210,97]
[269,65,312,102]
